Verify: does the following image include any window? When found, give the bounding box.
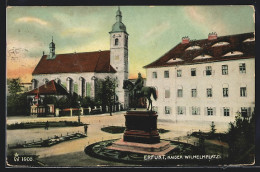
[43,78,49,84]
[223,108,230,116]
[32,79,38,89]
[177,70,182,77]
[207,88,212,97]
[164,71,169,78]
[222,65,228,75]
[152,72,157,78]
[191,89,197,97]
[223,88,229,97]
[177,89,183,97]
[239,63,246,73]
[67,78,74,94]
[207,108,213,116]
[191,68,196,76]
[115,38,119,46]
[241,107,248,118]
[177,106,185,115]
[165,89,170,98]
[240,87,247,97]
[165,106,171,114]
[192,107,200,115]
[206,66,212,76]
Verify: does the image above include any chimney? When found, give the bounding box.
[181,36,190,44]
[208,32,218,40]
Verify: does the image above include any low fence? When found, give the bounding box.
[57,105,123,117]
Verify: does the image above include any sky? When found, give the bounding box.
[6,6,255,82]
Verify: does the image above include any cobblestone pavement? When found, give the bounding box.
[6,111,230,159]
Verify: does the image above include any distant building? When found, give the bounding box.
[31,8,129,109]
[144,32,255,122]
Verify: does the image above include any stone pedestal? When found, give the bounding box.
[123,111,160,144]
[107,110,174,155]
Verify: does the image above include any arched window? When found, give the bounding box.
[66,77,73,94]
[43,78,49,84]
[115,38,119,46]
[31,79,38,89]
[55,78,61,85]
[79,77,85,97]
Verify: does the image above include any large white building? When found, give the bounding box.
[144,32,255,122]
[31,8,129,108]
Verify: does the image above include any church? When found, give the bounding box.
[30,8,129,109]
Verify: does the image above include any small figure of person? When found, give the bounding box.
[45,121,49,130]
[84,124,88,135]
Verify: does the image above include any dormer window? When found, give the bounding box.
[193,54,213,60]
[166,58,183,63]
[223,51,243,57]
[185,45,201,51]
[115,38,119,46]
[212,42,230,47]
[243,37,255,42]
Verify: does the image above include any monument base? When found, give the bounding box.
[107,139,175,156]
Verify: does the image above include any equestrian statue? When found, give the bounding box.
[123,73,157,111]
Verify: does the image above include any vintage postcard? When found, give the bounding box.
[6,5,256,167]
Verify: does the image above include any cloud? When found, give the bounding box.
[184,6,229,36]
[141,22,170,44]
[60,27,94,37]
[185,7,206,23]
[15,17,49,26]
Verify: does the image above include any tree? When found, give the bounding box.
[209,121,216,137]
[8,78,22,97]
[95,77,117,116]
[7,78,30,116]
[227,110,255,163]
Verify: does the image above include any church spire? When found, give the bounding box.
[48,36,56,59]
[116,6,122,23]
[110,7,127,34]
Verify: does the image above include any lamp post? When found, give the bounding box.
[78,100,81,124]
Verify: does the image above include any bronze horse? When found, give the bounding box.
[123,80,157,111]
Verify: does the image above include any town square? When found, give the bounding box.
[6,5,255,167]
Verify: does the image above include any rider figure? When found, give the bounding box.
[134,72,144,96]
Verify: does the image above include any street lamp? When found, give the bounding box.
[78,100,81,124]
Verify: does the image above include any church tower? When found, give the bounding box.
[47,37,56,59]
[109,7,129,109]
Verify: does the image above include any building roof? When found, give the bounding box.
[109,8,128,34]
[27,80,68,95]
[144,32,255,68]
[32,50,116,75]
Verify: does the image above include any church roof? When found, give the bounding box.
[32,50,116,75]
[110,22,127,34]
[27,80,68,95]
[144,32,255,68]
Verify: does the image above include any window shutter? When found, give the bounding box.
[213,107,216,116]
[86,83,91,97]
[198,107,200,115]
[74,84,78,94]
[220,107,223,117]
[184,107,186,115]
[230,107,233,117]
[189,107,192,115]
[176,106,178,115]
[205,107,207,116]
